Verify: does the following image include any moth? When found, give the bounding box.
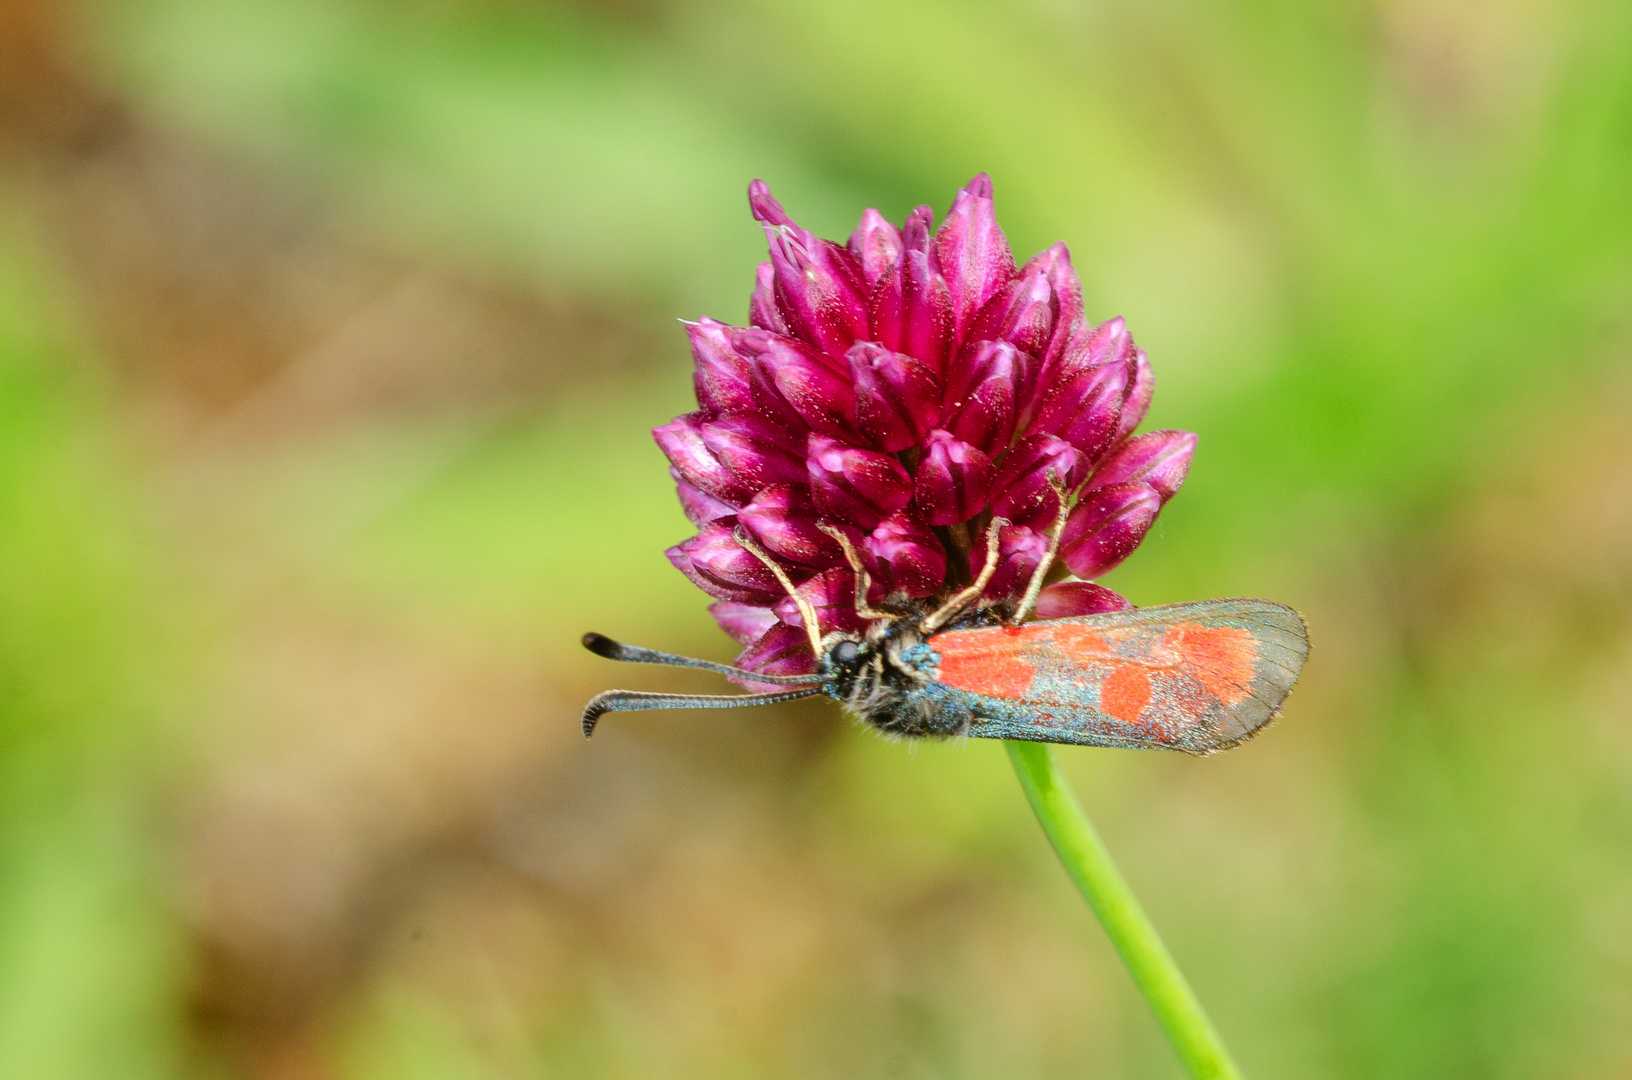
[582,508,1309,755]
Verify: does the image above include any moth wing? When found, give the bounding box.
[931,599,1309,754]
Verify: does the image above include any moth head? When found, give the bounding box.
[820,632,869,677]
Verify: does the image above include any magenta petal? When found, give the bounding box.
[763,217,870,359]
[806,433,913,530]
[871,206,953,370]
[655,413,755,504]
[966,266,1055,369]
[732,622,817,691]
[1059,482,1162,579]
[1114,350,1154,441]
[1027,242,1085,369]
[749,347,858,441]
[866,511,946,598]
[700,414,808,490]
[848,208,903,288]
[773,567,868,636]
[747,179,797,227]
[731,329,824,435]
[687,317,754,413]
[970,524,1049,601]
[1030,359,1129,460]
[1041,316,1135,399]
[1056,316,1134,373]
[668,525,786,605]
[672,468,736,526]
[677,518,788,597]
[710,600,779,645]
[733,323,847,374]
[1089,430,1196,501]
[913,428,994,526]
[849,342,941,452]
[941,339,1019,452]
[737,484,843,569]
[750,262,789,334]
[990,433,1084,531]
[1033,581,1134,619]
[936,174,1017,342]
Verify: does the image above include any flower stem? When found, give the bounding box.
[1005,741,1244,1080]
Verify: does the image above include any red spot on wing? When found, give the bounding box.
[1039,623,1112,659]
[1099,664,1151,724]
[931,627,1038,699]
[1164,623,1257,706]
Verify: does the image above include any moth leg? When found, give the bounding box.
[921,516,1007,634]
[816,522,896,623]
[1007,471,1071,626]
[733,525,823,657]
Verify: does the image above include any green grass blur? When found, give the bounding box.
[1,0,1630,1076]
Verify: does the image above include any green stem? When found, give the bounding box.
[1005,741,1244,1080]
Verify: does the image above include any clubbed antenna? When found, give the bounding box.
[581,633,822,686]
[582,687,822,737]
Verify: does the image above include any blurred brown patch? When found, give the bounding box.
[0,8,855,1079]
[0,0,652,429]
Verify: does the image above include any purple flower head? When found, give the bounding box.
[655,176,1197,676]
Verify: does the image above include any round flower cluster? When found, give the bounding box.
[656,175,1195,679]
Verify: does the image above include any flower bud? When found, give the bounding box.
[913,428,995,526]
[1114,349,1153,441]
[971,524,1050,601]
[773,567,869,636]
[848,342,941,452]
[654,413,755,503]
[1053,316,1134,374]
[1030,359,1128,460]
[709,600,778,645]
[866,511,947,598]
[747,179,797,228]
[806,433,913,530]
[749,262,788,335]
[848,208,902,288]
[871,206,953,369]
[733,327,820,435]
[1027,243,1085,371]
[1059,482,1162,580]
[1088,430,1196,500]
[966,265,1055,366]
[941,339,1019,452]
[749,344,858,440]
[700,414,808,489]
[737,485,842,568]
[1033,581,1133,619]
[686,317,754,413]
[733,621,817,690]
[668,519,787,605]
[936,173,1017,341]
[672,468,735,526]
[990,433,1084,531]
[762,219,870,360]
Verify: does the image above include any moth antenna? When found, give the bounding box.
[581,633,822,685]
[1008,471,1072,626]
[816,522,896,623]
[921,516,1007,634]
[582,687,823,737]
[732,525,824,657]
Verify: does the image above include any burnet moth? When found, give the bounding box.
[582,478,1309,755]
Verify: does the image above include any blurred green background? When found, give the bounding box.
[1,0,1630,1077]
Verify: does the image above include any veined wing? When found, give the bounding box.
[928,599,1309,754]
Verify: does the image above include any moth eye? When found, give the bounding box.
[831,641,861,665]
